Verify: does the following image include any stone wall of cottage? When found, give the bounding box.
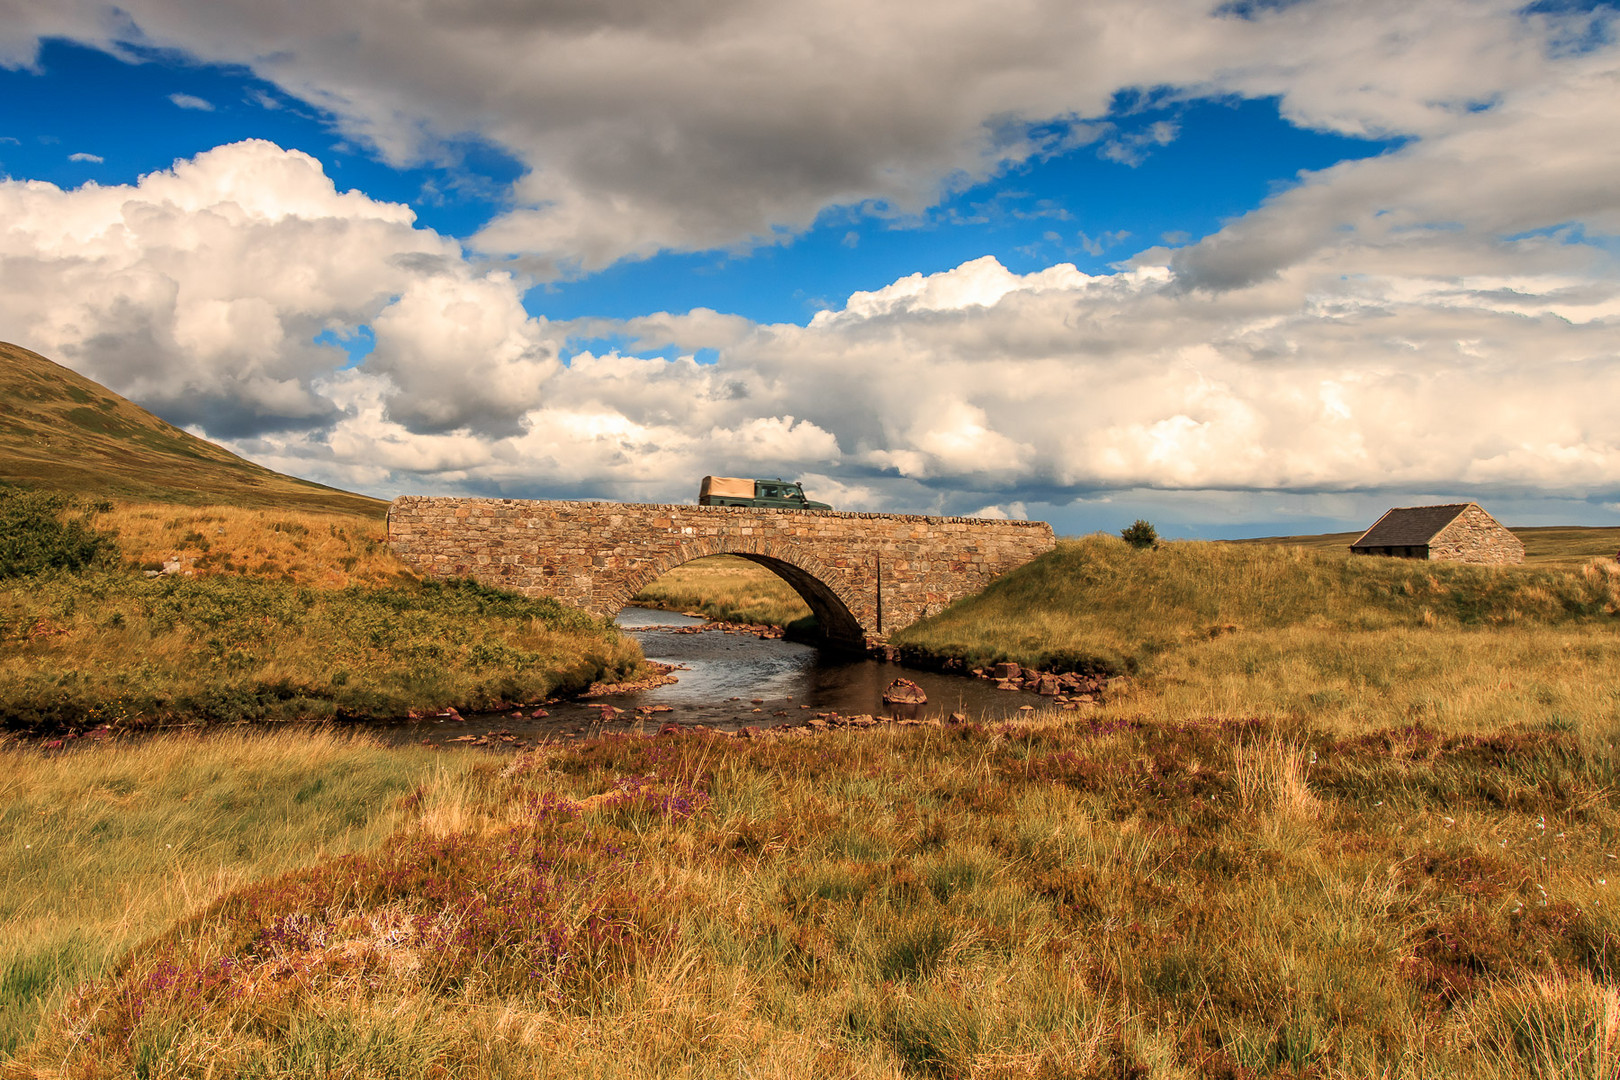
[1428,505,1525,564]
[387,497,1056,645]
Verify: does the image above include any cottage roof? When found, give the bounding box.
[1351,504,1473,548]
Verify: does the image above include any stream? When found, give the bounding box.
[375,606,1034,748]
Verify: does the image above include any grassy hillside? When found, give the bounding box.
[0,341,383,516]
[894,534,1620,676]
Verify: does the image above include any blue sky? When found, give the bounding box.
[2,39,1395,329]
[1,2,1618,537]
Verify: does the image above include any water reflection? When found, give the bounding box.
[375,606,1032,748]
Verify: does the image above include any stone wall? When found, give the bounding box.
[1429,504,1525,565]
[387,497,1056,646]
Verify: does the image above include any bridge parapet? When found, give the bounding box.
[387,497,1055,647]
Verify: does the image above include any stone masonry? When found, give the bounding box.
[1428,503,1525,565]
[1350,502,1523,565]
[387,497,1057,647]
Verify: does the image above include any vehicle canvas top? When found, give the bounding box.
[697,475,832,510]
[699,476,755,500]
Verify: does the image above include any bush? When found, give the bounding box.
[0,488,117,578]
[1120,519,1158,549]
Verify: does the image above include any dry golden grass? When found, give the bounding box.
[0,729,465,1058]
[632,554,812,627]
[10,709,1620,1078]
[895,533,1620,675]
[93,501,409,589]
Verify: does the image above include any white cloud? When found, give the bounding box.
[5,0,1611,271]
[0,7,1616,529]
[168,92,214,111]
[0,140,551,438]
[67,151,102,162]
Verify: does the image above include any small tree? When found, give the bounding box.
[1120,519,1158,549]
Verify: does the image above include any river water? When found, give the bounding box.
[376,606,1032,748]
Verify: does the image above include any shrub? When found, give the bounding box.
[1121,519,1158,549]
[0,487,117,578]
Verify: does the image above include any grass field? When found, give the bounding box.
[4,532,1619,1076]
[0,730,470,1059]
[92,501,411,589]
[1237,525,1620,570]
[892,533,1620,676]
[5,708,1619,1078]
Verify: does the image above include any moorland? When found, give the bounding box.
[3,340,1620,1078]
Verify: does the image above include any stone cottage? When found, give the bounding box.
[1349,503,1524,565]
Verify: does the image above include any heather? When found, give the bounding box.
[6,714,1619,1078]
[0,729,469,1059]
[0,489,117,579]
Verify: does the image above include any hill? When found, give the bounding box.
[894,532,1620,675]
[0,341,384,516]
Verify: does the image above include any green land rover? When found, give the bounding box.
[698,475,832,510]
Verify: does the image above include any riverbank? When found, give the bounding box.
[891,533,1620,677]
[0,494,652,733]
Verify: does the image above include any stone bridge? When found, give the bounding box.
[387,497,1055,647]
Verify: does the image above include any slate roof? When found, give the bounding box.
[1350,504,1472,549]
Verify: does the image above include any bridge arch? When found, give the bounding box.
[609,538,867,647]
[386,497,1056,645]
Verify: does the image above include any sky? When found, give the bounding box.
[1,0,1617,538]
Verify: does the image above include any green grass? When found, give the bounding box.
[0,729,474,1059]
[0,341,384,515]
[1237,525,1620,570]
[0,489,650,730]
[893,533,1620,675]
[0,570,646,730]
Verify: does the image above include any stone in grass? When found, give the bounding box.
[990,662,1022,681]
[882,678,928,705]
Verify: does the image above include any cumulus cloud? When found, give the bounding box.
[0,140,557,437]
[4,0,1610,271]
[0,4,1617,529]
